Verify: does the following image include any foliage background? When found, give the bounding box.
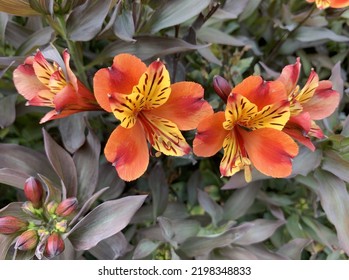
[0,0,349,259]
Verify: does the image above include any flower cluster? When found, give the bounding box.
[13,51,340,183]
[0,177,78,259]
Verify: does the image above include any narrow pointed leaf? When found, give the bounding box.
[43,128,77,198]
[0,168,29,189]
[0,95,17,129]
[58,114,86,154]
[197,189,223,226]
[0,234,17,260]
[133,239,161,260]
[149,164,169,220]
[67,195,147,250]
[322,150,349,183]
[277,238,311,260]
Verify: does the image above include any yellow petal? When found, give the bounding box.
[140,112,190,156]
[134,60,171,110]
[223,93,258,130]
[295,70,319,105]
[109,91,145,129]
[247,101,290,131]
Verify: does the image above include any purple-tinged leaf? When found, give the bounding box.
[29,0,54,15]
[16,26,54,55]
[291,147,322,176]
[97,162,125,201]
[244,244,286,260]
[239,0,262,21]
[295,27,349,43]
[341,115,349,137]
[0,202,32,221]
[149,164,169,220]
[268,205,285,221]
[133,239,161,260]
[146,0,211,33]
[54,238,76,260]
[213,0,249,19]
[222,169,267,190]
[197,189,223,227]
[0,144,58,182]
[277,238,311,260]
[67,195,147,250]
[187,170,203,206]
[69,187,108,227]
[197,27,246,46]
[197,47,222,66]
[0,234,16,260]
[322,150,349,183]
[0,12,8,45]
[257,191,293,207]
[306,171,349,254]
[59,114,86,154]
[113,2,135,42]
[231,219,285,246]
[67,0,113,41]
[73,127,101,204]
[329,61,344,99]
[219,246,258,260]
[157,217,176,246]
[43,128,77,198]
[5,21,31,49]
[89,233,132,260]
[97,36,209,63]
[0,168,29,189]
[223,181,261,221]
[0,94,17,129]
[38,174,61,205]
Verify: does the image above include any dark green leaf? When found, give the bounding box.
[67,195,147,250]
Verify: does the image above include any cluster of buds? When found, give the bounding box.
[0,177,78,259]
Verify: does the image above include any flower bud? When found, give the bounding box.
[55,219,68,233]
[55,198,78,217]
[24,177,44,208]
[44,232,65,259]
[213,75,232,103]
[46,201,58,215]
[0,216,28,234]
[14,229,38,251]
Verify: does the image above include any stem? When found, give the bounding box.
[54,16,89,86]
[265,5,316,64]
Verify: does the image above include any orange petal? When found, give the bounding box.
[302,80,340,120]
[93,54,147,112]
[140,112,190,156]
[193,112,228,157]
[277,58,301,96]
[134,60,171,110]
[296,69,319,105]
[109,91,145,129]
[62,49,78,90]
[104,122,149,181]
[240,127,299,178]
[329,0,349,8]
[151,81,213,131]
[13,57,47,101]
[53,84,79,112]
[282,126,315,152]
[28,89,55,107]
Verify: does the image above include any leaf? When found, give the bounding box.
[0,168,29,189]
[43,128,78,198]
[0,95,16,129]
[96,36,209,64]
[197,189,223,227]
[89,232,132,260]
[133,239,161,260]
[113,2,135,42]
[147,0,211,33]
[294,27,349,43]
[0,12,8,46]
[197,47,222,66]
[0,234,16,260]
[243,244,286,260]
[38,174,62,204]
[291,147,322,176]
[218,246,258,260]
[0,144,58,182]
[322,150,349,183]
[29,0,54,15]
[213,0,249,20]
[67,195,147,250]
[58,114,86,154]
[221,169,268,190]
[157,216,176,246]
[66,0,113,41]
[239,0,262,21]
[312,171,349,254]
[16,26,54,55]
[148,164,169,220]
[223,181,261,221]
[0,202,32,221]
[187,170,203,206]
[73,126,101,204]
[277,238,311,260]
[231,219,285,246]
[197,27,246,46]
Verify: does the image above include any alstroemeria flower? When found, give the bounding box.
[306,0,349,9]
[277,58,340,151]
[193,76,299,182]
[93,54,213,181]
[13,49,101,123]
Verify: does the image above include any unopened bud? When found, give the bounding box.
[14,229,38,251]
[46,201,58,214]
[0,216,28,234]
[55,198,78,217]
[24,177,44,208]
[213,75,231,103]
[55,219,68,233]
[44,232,65,259]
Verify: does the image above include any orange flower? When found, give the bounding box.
[193,76,299,182]
[13,50,101,123]
[93,54,213,181]
[277,58,340,151]
[306,0,349,9]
